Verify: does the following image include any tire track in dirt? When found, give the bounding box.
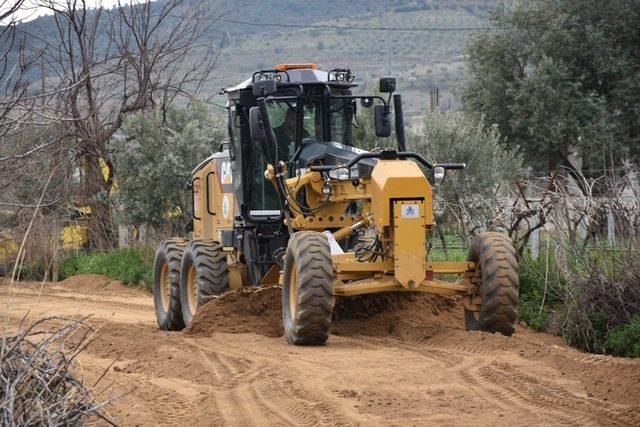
[191,339,358,426]
[481,362,640,426]
[197,348,278,426]
[413,340,607,425]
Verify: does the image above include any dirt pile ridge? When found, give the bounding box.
[187,285,464,340]
[186,286,284,338]
[57,274,146,297]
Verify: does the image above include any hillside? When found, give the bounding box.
[10,0,499,119]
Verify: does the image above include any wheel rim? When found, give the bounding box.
[159,263,170,311]
[466,267,482,324]
[289,263,297,321]
[186,264,198,315]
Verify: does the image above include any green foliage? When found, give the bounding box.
[428,248,467,262]
[461,0,640,170]
[605,316,640,358]
[112,102,223,234]
[517,250,566,331]
[12,259,47,282]
[410,109,522,232]
[59,247,155,291]
[517,242,640,358]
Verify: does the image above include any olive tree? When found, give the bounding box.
[112,102,223,238]
[410,109,523,246]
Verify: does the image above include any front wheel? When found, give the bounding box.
[464,232,519,336]
[281,231,335,345]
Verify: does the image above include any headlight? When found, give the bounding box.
[329,166,359,181]
[433,166,446,184]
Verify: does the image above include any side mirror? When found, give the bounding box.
[374,105,392,137]
[379,77,396,93]
[249,106,277,146]
[252,79,277,97]
[433,166,446,184]
[249,107,266,141]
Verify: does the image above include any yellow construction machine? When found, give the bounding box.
[152,64,519,344]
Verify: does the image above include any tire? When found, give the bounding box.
[464,232,519,336]
[153,238,187,331]
[282,231,335,345]
[180,240,230,326]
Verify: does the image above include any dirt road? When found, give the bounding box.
[2,275,640,426]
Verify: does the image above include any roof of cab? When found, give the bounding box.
[224,67,357,93]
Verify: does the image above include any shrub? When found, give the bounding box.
[605,316,640,358]
[112,102,222,236]
[562,252,640,354]
[59,246,155,291]
[516,240,640,358]
[517,250,565,331]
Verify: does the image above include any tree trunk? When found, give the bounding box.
[83,154,116,249]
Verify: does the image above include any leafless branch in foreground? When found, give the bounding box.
[0,316,123,426]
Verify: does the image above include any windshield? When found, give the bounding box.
[268,100,321,157]
[330,98,352,145]
[248,93,353,214]
[251,99,323,214]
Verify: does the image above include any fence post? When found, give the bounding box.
[52,221,61,282]
[530,227,540,259]
[607,207,615,245]
[118,225,129,249]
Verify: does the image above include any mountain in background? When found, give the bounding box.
[10,0,499,123]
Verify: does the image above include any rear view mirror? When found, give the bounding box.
[252,79,277,97]
[379,77,396,93]
[249,106,277,149]
[249,107,265,141]
[374,105,392,137]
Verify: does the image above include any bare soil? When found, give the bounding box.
[2,275,640,426]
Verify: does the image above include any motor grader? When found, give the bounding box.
[152,63,519,345]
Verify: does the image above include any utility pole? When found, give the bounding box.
[379,2,391,76]
[384,30,391,75]
[429,88,439,110]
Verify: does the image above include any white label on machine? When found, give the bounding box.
[222,194,230,219]
[221,161,232,184]
[401,204,419,218]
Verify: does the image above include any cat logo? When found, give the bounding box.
[220,161,232,185]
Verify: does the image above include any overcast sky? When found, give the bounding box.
[3,0,146,23]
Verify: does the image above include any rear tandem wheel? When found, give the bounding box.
[179,240,230,326]
[153,238,188,331]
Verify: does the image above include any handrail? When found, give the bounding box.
[205,171,216,216]
[308,149,466,172]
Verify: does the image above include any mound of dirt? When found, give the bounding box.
[332,292,462,339]
[186,286,284,338]
[186,285,462,340]
[57,274,146,297]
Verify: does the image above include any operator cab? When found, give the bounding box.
[224,64,365,221]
